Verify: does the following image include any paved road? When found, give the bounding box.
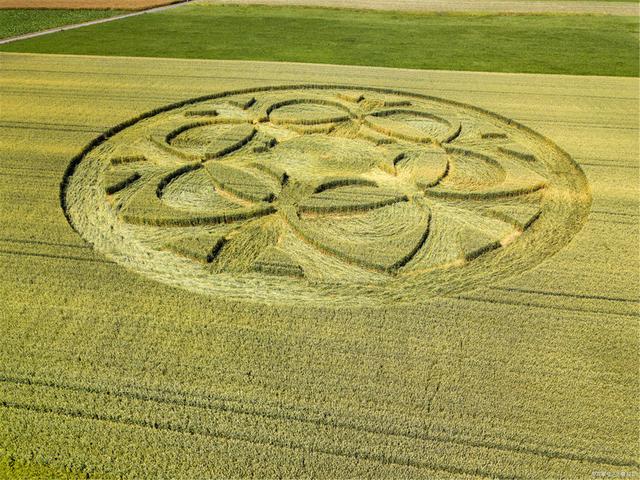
[0,0,194,45]
[202,0,639,15]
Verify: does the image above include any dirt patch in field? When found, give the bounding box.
[0,0,186,9]
[201,0,639,16]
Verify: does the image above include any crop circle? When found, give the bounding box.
[62,85,590,304]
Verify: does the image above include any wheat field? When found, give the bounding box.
[0,53,638,478]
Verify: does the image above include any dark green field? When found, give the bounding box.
[1,4,638,76]
[0,9,125,39]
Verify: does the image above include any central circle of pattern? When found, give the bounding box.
[63,86,590,303]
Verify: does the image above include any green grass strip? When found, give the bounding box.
[0,9,126,39]
[1,5,638,76]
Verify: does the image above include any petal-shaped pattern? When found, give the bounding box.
[227,96,257,111]
[163,232,227,264]
[484,203,541,231]
[258,135,384,182]
[160,167,245,212]
[356,124,397,146]
[210,216,281,273]
[252,246,304,277]
[206,162,280,203]
[404,202,518,270]
[425,147,546,200]
[108,139,148,165]
[267,98,354,125]
[284,199,430,273]
[104,169,143,195]
[103,151,169,202]
[168,122,257,160]
[393,147,449,189]
[119,165,276,227]
[448,126,539,165]
[297,182,407,214]
[437,148,506,189]
[183,97,257,120]
[363,109,461,144]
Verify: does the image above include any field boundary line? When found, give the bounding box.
[456,294,640,318]
[492,287,640,304]
[0,0,195,46]
[0,172,53,180]
[0,249,112,264]
[0,120,110,130]
[1,373,637,469]
[0,238,90,249]
[591,218,637,226]
[591,210,640,217]
[515,118,639,131]
[0,124,105,134]
[579,162,640,170]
